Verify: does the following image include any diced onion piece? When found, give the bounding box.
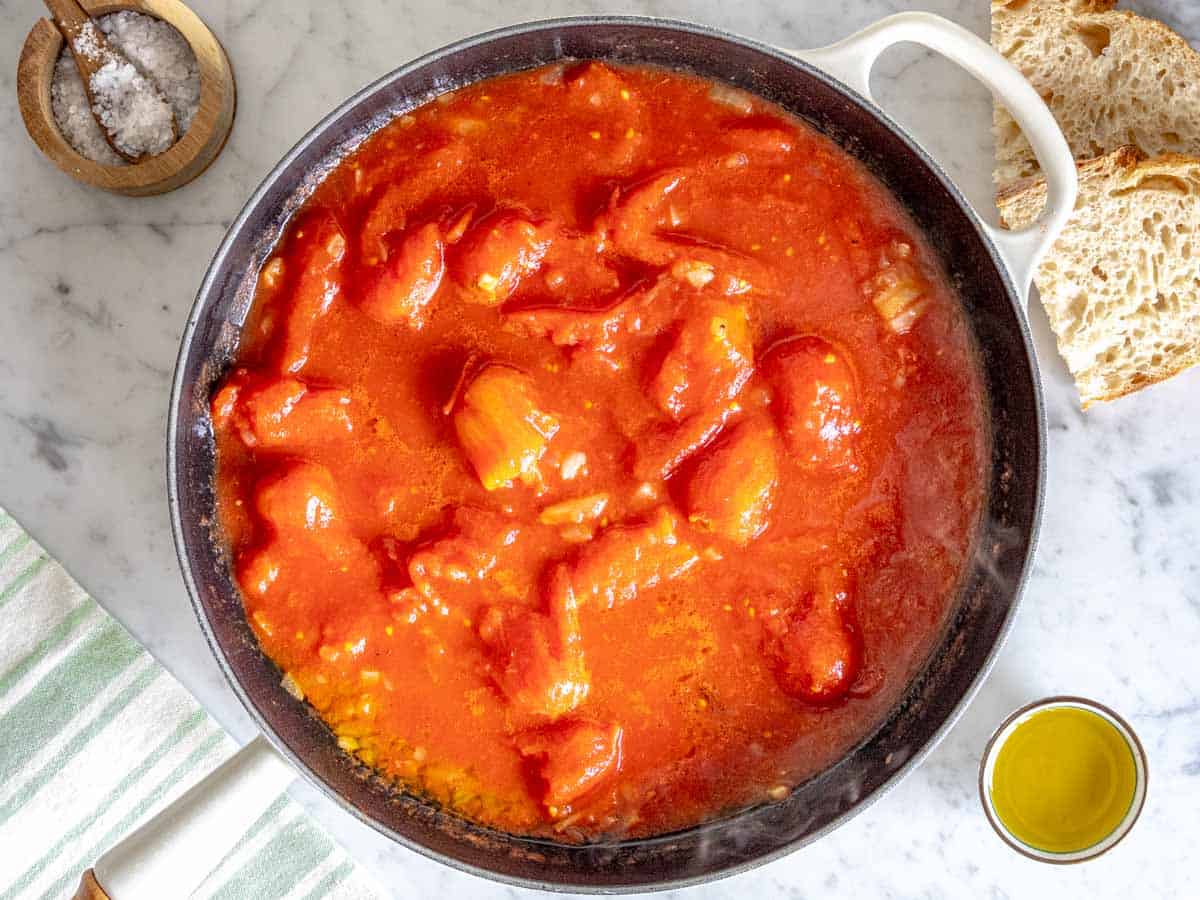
[872,281,928,333]
[634,481,658,501]
[451,117,487,136]
[325,231,347,258]
[260,257,285,288]
[539,65,565,85]
[560,451,588,480]
[868,261,929,334]
[540,493,610,526]
[708,83,755,114]
[559,525,595,543]
[671,259,715,289]
[444,205,476,244]
[281,672,305,700]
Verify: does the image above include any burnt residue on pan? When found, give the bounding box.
[168,17,1042,893]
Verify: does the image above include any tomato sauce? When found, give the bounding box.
[212,62,987,840]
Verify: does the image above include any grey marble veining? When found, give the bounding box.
[1,0,1197,897]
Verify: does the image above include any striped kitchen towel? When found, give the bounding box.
[0,507,384,900]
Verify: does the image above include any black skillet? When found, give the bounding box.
[163,13,1077,893]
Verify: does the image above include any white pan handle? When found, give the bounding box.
[79,736,295,899]
[790,11,1077,300]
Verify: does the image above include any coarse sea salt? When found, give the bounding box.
[101,11,200,133]
[51,52,123,165]
[72,20,103,60]
[90,57,176,157]
[50,11,200,165]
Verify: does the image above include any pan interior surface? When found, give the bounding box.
[169,18,1041,892]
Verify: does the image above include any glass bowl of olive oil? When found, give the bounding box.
[979,697,1147,862]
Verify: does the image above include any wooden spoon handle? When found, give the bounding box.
[40,0,143,162]
[72,869,111,900]
[42,0,92,40]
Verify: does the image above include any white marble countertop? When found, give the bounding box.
[2,0,1197,896]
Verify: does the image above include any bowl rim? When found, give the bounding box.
[977,695,1149,864]
[168,13,1046,892]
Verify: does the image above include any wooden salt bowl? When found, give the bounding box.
[17,0,236,196]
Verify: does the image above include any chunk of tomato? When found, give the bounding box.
[595,171,685,265]
[565,507,699,609]
[359,223,445,329]
[275,211,347,374]
[763,335,861,469]
[505,274,679,354]
[358,141,470,264]
[764,569,862,706]
[211,371,354,449]
[410,508,519,591]
[633,399,738,482]
[478,585,589,721]
[651,299,754,421]
[685,417,779,545]
[390,508,522,621]
[722,115,797,158]
[560,62,646,170]
[254,461,341,533]
[564,61,632,107]
[453,364,560,491]
[534,230,622,304]
[238,546,281,598]
[596,174,775,295]
[453,210,552,304]
[242,462,374,603]
[516,719,624,812]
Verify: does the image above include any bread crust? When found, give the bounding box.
[995,145,1145,214]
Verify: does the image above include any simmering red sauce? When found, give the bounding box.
[213,62,987,840]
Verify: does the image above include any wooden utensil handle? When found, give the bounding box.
[73,869,111,900]
[39,0,142,162]
[42,0,92,36]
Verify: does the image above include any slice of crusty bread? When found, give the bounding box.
[998,145,1200,406]
[992,0,1200,183]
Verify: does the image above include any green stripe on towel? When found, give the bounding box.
[0,555,49,611]
[208,815,336,900]
[0,617,142,781]
[0,601,96,700]
[199,793,292,887]
[0,533,32,570]
[0,662,162,827]
[301,860,356,900]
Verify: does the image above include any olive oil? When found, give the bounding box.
[988,706,1138,854]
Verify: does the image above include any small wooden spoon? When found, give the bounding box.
[42,0,178,162]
